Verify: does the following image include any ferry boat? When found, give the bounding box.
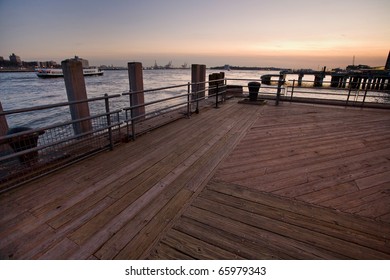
[36,67,104,78]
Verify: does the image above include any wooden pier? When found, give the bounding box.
[262,69,390,90]
[1,100,390,259]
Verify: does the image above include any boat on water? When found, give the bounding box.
[36,67,104,78]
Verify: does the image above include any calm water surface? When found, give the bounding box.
[0,69,269,128]
[0,69,388,128]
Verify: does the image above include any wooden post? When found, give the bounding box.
[0,101,10,152]
[314,74,324,87]
[275,74,285,106]
[0,101,8,137]
[208,72,224,97]
[62,59,92,136]
[128,62,145,121]
[298,73,304,86]
[331,74,340,88]
[191,64,206,99]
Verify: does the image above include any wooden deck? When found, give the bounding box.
[1,100,390,259]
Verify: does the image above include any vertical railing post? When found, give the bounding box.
[290,79,295,102]
[362,86,369,107]
[346,82,352,106]
[195,83,200,114]
[0,101,9,153]
[104,94,113,150]
[187,82,191,118]
[215,82,219,108]
[276,74,285,106]
[131,102,136,141]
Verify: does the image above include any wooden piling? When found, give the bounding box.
[0,102,10,152]
[298,73,304,86]
[208,72,224,97]
[350,76,361,89]
[191,64,206,99]
[313,74,324,87]
[330,73,346,88]
[128,62,145,121]
[0,102,8,137]
[62,59,92,136]
[260,75,272,85]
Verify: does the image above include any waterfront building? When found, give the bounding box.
[73,56,89,68]
[9,53,22,66]
[385,51,390,70]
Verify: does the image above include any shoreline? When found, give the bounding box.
[0,69,35,73]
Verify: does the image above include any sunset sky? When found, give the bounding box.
[0,0,389,69]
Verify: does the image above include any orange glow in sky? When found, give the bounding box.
[0,0,389,69]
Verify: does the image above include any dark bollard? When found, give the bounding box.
[248,82,261,101]
[7,126,44,165]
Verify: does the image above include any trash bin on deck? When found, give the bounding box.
[248,82,261,101]
[7,126,44,165]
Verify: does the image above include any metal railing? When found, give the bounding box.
[285,79,390,107]
[0,79,228,191]
[0,94,122,192]
[3,74,387,191]
[225,77,286,104]
[225,76,389,108]
[122,79,227,140]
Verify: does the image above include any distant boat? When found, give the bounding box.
[36,67,104,78]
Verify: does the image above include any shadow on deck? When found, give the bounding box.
[1,99,389,259]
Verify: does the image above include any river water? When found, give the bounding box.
[0,69,388,129]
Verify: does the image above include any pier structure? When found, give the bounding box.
[262,69,390,90]
[1,100,389,260]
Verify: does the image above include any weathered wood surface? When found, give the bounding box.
[1,101,389,259]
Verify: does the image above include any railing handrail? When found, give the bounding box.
[0,94,122,116]
[0,109,122,142]
[123,91,191,111]
[123,83,190,96]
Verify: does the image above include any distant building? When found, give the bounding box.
[9,53,22,66]
[385,51,390,70]
[23,61,39,68]
[346,64,371,71]
[37,60,58,68]
[73,56,89,68]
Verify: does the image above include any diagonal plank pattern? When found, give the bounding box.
[0,101,261,259]
[149,180,390,259]
[1,101,390,259]
[149,103,390,259]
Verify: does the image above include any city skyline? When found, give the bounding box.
[0,0,389,69]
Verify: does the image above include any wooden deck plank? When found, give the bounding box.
[170,216,287,259]
[160,229,245,260]
[148,242,195,260]
[149,178,390,259]
[181,204,344,259]
[192,194,388,259]
[207,180,390,239]
[203,182,389,255]
[112,104,261,259]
